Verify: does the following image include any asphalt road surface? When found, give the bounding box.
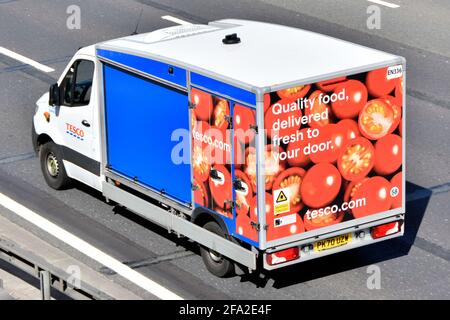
[0,0,449,299]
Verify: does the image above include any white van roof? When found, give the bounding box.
[98,19,400,90]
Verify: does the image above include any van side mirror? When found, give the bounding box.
[49,83,60,106]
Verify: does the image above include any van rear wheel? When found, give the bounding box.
[200,221,235,278]
[40,142,71,190]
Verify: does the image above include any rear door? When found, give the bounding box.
[263,65,405,245]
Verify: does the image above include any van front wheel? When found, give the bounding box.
[40,142,71,190]
[200,221,235,278]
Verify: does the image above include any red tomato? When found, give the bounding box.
[316,77,347,92]
[193,179,209,207]
[272,167,306,213]
[331,80,368,119]
[233,137,245,168]
[234,104,256,144]
[382,95,402,134]
[337,119,360,141]
[213,98,230,131]
[235,213,258,240]
[235,170,253,217]
[209,165,232,214]
[303,210,345,231]
[264,94,271,112]
[343,178,369,203]
[300,163,342,208]
[192,144,210,182]
[395,78,403,108]
[191,111,197,129]
[191,88,213,121]
[305,90,332,128]
[286,128,311,167]
[366,67,398,97]
[250,193,273,220]
[277,85,311,100]
[359,99,396,140]
[310,124,345,164]
[265,99,303,139]
[351,176,393,218]
[245,146,286,191]
[390,172,403,209]
[337,137,375,181]
[373,134,402,175]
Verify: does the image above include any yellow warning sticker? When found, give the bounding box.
[276,191,288,203]
[273,188,290,215]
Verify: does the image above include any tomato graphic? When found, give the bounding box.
[337,137,375,181]
[300,163,342,208]
[250,193,272,220]
[191,88,213,121]
[272,167,306,213]
[359,99,396,140]
[234,104,256,144]
[395,79,403,108]
[351,176,393,218]
[390,172,403,209]
[373,134,402,175]
[277,85,311,100]
[235,212,257,240]
[316,76,347,92]
[305,90,332,128]
[343,178,369,203]
[331,80,368,119]
[193,179,209,207]
[233,137,245,168]
[310,124,345,164]
[286,128,311,167]
[303,210,345,231]
[213,98,230,131]
[265,99,303,139]
[264,94,271,112]
[192,144,210,182]
[337,119,360,141]
[245,146,286,191]
[191,111,197,129]
[382,95,402,133]
[209,165,232,214]
[366,67,398,97]
[234,170,253,217]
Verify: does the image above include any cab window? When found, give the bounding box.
[60,60,95,107]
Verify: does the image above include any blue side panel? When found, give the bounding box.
[97,49,187,87]
[104,64,192,204]
[191,73,256,106]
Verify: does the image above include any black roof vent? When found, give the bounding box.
[222,33,241,45]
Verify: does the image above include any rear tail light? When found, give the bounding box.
[266,247,299,266]
[371,221,403,239]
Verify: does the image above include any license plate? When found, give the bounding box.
[314,233,352,252]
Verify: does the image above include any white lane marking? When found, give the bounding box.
[0,192,183,300]
[367,0,400,8]
[0,47,55,73]
[161,15,193,26]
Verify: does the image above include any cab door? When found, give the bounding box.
[55,58,99,185]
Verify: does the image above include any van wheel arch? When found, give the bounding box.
[192,208,230,236]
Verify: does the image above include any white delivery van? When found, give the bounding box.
[33,19,406,277]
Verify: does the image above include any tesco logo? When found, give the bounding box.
[66,123,85,138]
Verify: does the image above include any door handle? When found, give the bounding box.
[82,120,91,128]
